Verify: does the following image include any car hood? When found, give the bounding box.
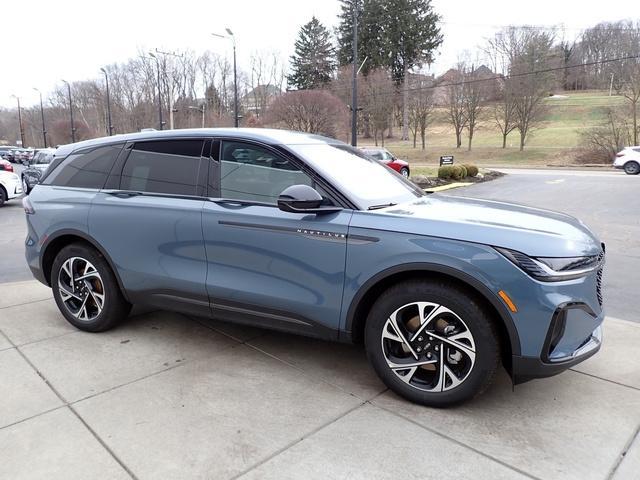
[354,195,601,257]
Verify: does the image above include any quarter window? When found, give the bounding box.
[220,141,313,204]
[42,144,122,189]
[121,140,204,195]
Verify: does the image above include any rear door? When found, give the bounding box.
[89,138,210,316]
[201,140,352,339]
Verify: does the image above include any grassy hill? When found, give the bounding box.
[361,90,625,168]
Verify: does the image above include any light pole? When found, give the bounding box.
[100,67,114,136]
[61,80,76,143]
[188,105,206,128]
[146,53,164,130]
[212,29,239,127]
[351,1,359,146]
[32,88,47,147]
[10,94,26,147]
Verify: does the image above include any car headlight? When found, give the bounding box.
[495,247,602,281]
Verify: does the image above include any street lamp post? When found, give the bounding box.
[100,67,114,136]
[147,53,164,130]
[61,80,76,143]
[32,88,47,147]
[10,95,26,147]
[212,29,239,127]
[188,105,206,128]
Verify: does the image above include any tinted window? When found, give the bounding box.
[364,150,383,160]
[121,140,204,195]
[43,144,122,189]
[220,141,313,204]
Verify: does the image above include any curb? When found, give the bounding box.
[425,182,473,193]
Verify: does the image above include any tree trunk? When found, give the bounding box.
[364,114,371,138]
[633,101,638,146]
[468,126,473,151]
[412,131,417,148]
[421,129,426,150]
[502,132,507,149]
[456,130,462,148]
[520,131,525,151]
[402,64,409,140]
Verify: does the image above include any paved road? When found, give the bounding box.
[1,167,637,320]
[442,168,638,322]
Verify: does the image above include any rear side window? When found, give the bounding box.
[43,144,122,189]
[120,140,204,196]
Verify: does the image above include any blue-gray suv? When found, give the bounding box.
[24,129,605,406]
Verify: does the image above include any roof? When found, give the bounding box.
[55,128,345,157]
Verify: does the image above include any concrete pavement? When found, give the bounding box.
[1,279,639,480]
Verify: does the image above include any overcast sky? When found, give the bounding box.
[0,0,633,108]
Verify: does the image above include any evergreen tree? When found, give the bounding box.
[336,0,385,76]
[287,17,336,90]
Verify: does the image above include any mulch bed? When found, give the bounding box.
[410,170,505,189]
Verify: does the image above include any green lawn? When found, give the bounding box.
[361,90,626,167]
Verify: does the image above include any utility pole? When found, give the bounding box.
[609,73,614,97]
[188,105,206,128]
[212,29,239,127]
[32,88,47,147]
[61,80,76,143]
[153,49,183,129]
[351,0,359,146]
[11,95,26,147]
[146,52,164,130]
[100,68,114,135]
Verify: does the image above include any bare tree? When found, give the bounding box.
[611,22,640,145]
[445,68,467,148]
[494,78,518,148]
[407,75,434,149]
[462,65,487,151]
[362,69,395,146]
[264,90,347,137]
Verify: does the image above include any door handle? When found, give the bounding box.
[107,191,142,198]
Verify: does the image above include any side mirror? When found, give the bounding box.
[277,185,342,215]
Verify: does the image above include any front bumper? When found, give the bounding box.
[512,304,603,384]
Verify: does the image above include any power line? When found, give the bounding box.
[319,54,640,101]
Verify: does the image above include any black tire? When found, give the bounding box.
[51,242,131,332]
[624,161,640,175]
[0,186,5,207]
[364,279,500,407]
[400,167,410,178]
[21,176,30,194]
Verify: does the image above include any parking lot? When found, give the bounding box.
[1,169,639,479]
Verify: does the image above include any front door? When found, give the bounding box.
[202,140,352,339]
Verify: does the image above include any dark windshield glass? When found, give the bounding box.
[287,143,423,209]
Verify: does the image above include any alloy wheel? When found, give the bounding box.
[624,162,640,175]
[57,257,105,322]
[381,301,476,392]
[22,177,29,194]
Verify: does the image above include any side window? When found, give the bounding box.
[42,144,122,189]
[121,140,204,196]
[220,141,313,204]
[367,150,383,160]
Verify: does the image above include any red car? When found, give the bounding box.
[360,147,410,177]
[0,159,14,173]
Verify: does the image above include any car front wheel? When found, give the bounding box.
[51,243,131,332]
[624,161,640,175]
[365,279,500,407]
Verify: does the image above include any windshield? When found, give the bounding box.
[287,143,423,210]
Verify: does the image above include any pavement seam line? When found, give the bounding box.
[606,421,640,480]
[0,296,53,310]
[231,396,387,480]
[16,330,80,349]
[0,404,68,432]
[374,401,542,480]
[10,340,138,480]
[569,368,640,392]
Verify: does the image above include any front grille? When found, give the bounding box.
[596,250,604,307]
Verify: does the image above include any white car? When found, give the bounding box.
[0,170,23,206]
[613,147,640,175]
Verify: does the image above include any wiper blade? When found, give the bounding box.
[367,202,397,210]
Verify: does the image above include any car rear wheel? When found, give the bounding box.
[624,161,640,175]
[400,167,410,178]
[364,279,500,407]
[0,187,6,206]
[51,243,131,332]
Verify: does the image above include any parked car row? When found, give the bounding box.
[0,146,36,163]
